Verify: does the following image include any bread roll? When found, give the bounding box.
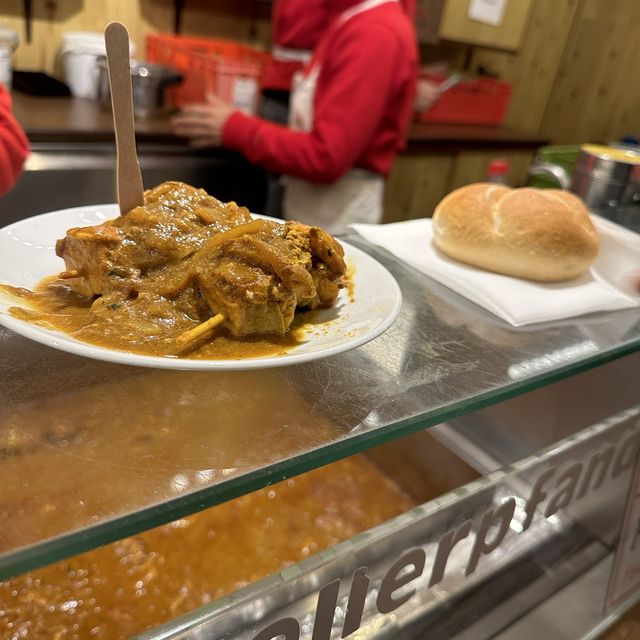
[432,184,599,282]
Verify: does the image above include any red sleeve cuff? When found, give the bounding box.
[222,111,261,153]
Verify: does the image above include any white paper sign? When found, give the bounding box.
[467,0,508,26]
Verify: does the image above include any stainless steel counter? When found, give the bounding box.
[0,141,267,222]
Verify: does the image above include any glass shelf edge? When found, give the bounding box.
[0,337,638,581]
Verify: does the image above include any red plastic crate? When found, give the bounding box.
[147,34,268,114]
[416,73,512,126]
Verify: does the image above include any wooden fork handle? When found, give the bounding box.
[105,22,144,215]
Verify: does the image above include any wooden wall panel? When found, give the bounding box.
[438,0,533,51]
[383,153,454,221]
[175,0,271,47]
[1,0,171,74]
[469,0,580,134]
[435,0,640,145]
[540,0,640,144]
[0,0,270,76]
[448,150,534,190]
[383,150,535,222]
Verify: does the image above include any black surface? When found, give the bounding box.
[12,71,71,97]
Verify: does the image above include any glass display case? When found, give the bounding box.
[0,231,639,639]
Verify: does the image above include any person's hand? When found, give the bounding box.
[171,95,235,147]
[630,271,640,294]
[414,79,440,113]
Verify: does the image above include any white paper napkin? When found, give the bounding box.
[351,216,640,326]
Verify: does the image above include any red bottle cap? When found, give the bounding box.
[488,159,509,176]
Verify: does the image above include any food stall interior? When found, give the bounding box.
[0,230,638,638]
[1,1,640,637]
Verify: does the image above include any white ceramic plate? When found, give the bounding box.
[0,205,402,370]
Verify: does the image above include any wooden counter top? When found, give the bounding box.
[407,121,549,151]
[11,93,177,144]
[12,93,549,151]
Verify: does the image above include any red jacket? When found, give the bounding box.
[0,85,29,196]
[261,0,328,92]
[261,0,417,92]
[225,0,417,184]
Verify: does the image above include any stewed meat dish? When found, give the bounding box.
[2,182,348,359]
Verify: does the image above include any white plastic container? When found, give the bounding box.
[58,31,135,99]
[0,26,19,88]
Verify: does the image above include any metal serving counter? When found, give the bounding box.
[0,141,267,222]
[0,230,639,639]
[140,405,640,640]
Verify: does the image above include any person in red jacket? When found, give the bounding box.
[259,0,329,217]
[262,0,414,106]
[0,84,29,197]
[173,0,417,233]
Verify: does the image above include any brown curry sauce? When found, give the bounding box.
[2,278,308,360]
[2,266,354,361]
[0,456,415,640]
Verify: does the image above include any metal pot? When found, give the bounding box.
[528,144,640,232]
[97,59,182,119]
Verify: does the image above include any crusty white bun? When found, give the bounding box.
[432,183,599,282]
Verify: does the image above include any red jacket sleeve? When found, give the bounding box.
[223,21,402,184]
[0,85,29,196]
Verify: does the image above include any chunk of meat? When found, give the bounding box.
[284,221,346,308]
[196,258,296,336]
[55,224,125,297]
[192,221,320,336]
[223,236,315,300]
[51,182,347,344]
[56,182,252,297]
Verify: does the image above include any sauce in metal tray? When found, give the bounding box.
[0,455,415,639]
